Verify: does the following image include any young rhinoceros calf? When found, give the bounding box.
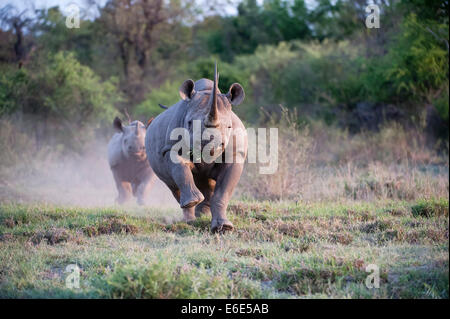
[108,117,155,205]
[145,63,248,232]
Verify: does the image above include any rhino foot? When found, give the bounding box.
[180,188,204,208]
[195,203,211,217]
[183,207,196,223]
[211,218,234,233]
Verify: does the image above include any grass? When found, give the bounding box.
[0,199,448,299]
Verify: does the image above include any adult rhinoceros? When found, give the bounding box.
[145,64,247,232]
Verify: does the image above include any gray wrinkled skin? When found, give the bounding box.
[145,65,248,232]
[108,118,155,205]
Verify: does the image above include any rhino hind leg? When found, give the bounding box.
[194,178,215,217]
[183,206,196,223]
[195,202,211,217]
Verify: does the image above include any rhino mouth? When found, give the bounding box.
[130,151,146,160]
[209,144,225,157]
[187,143,225,162]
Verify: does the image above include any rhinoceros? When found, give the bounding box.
[145,63,247,232]
[108,117,155,205]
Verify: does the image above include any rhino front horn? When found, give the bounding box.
[206,62,219,128]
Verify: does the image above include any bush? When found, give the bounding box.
[187,57,249,94]
[135,80,180,118]
[233,40,366,122]
[363,14,449,108]
[240,106,314,201]
[0,51,122,152]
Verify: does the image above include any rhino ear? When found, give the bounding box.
[179,79,195,101]
[113,117,123,132]
[227,83,245,106]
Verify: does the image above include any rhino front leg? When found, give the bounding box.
[168,185,196,222]
[135,175,156,205]
[112,170,132,204]
[169,156,204,208]
[210,163,244,233]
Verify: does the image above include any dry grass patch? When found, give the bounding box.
[235,248,264,259]
[83,218,138,237]
[29,227,83,245]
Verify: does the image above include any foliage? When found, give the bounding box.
[0,51,121,151]
[135,80,181,118]
[363,14,449,105]
[0,0,449,149]
[32,7,97,66]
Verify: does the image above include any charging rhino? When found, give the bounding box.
[145,63,247,232]
[108,117,155,205]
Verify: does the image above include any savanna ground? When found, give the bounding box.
[0,122,448,299]
[0,199,448,298]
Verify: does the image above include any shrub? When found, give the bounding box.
[0,51,122,153]
[363,14,449,108]
[135,80,180,118]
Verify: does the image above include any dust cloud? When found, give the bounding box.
[0,138,179,209]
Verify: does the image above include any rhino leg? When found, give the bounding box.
[131,183,138,197]
[135,175,155,205]
[112,170,132,204]
[116,182,132,204]
[195,178,215,217]
[210,163,243,233]
[183,206,196,222]
[169,157,204,208]
[170,188,181,203]
[168,187,196,222]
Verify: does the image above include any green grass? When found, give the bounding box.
[0,199,448,298]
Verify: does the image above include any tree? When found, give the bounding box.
[98,0,193,103]
[0,5,33,66]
